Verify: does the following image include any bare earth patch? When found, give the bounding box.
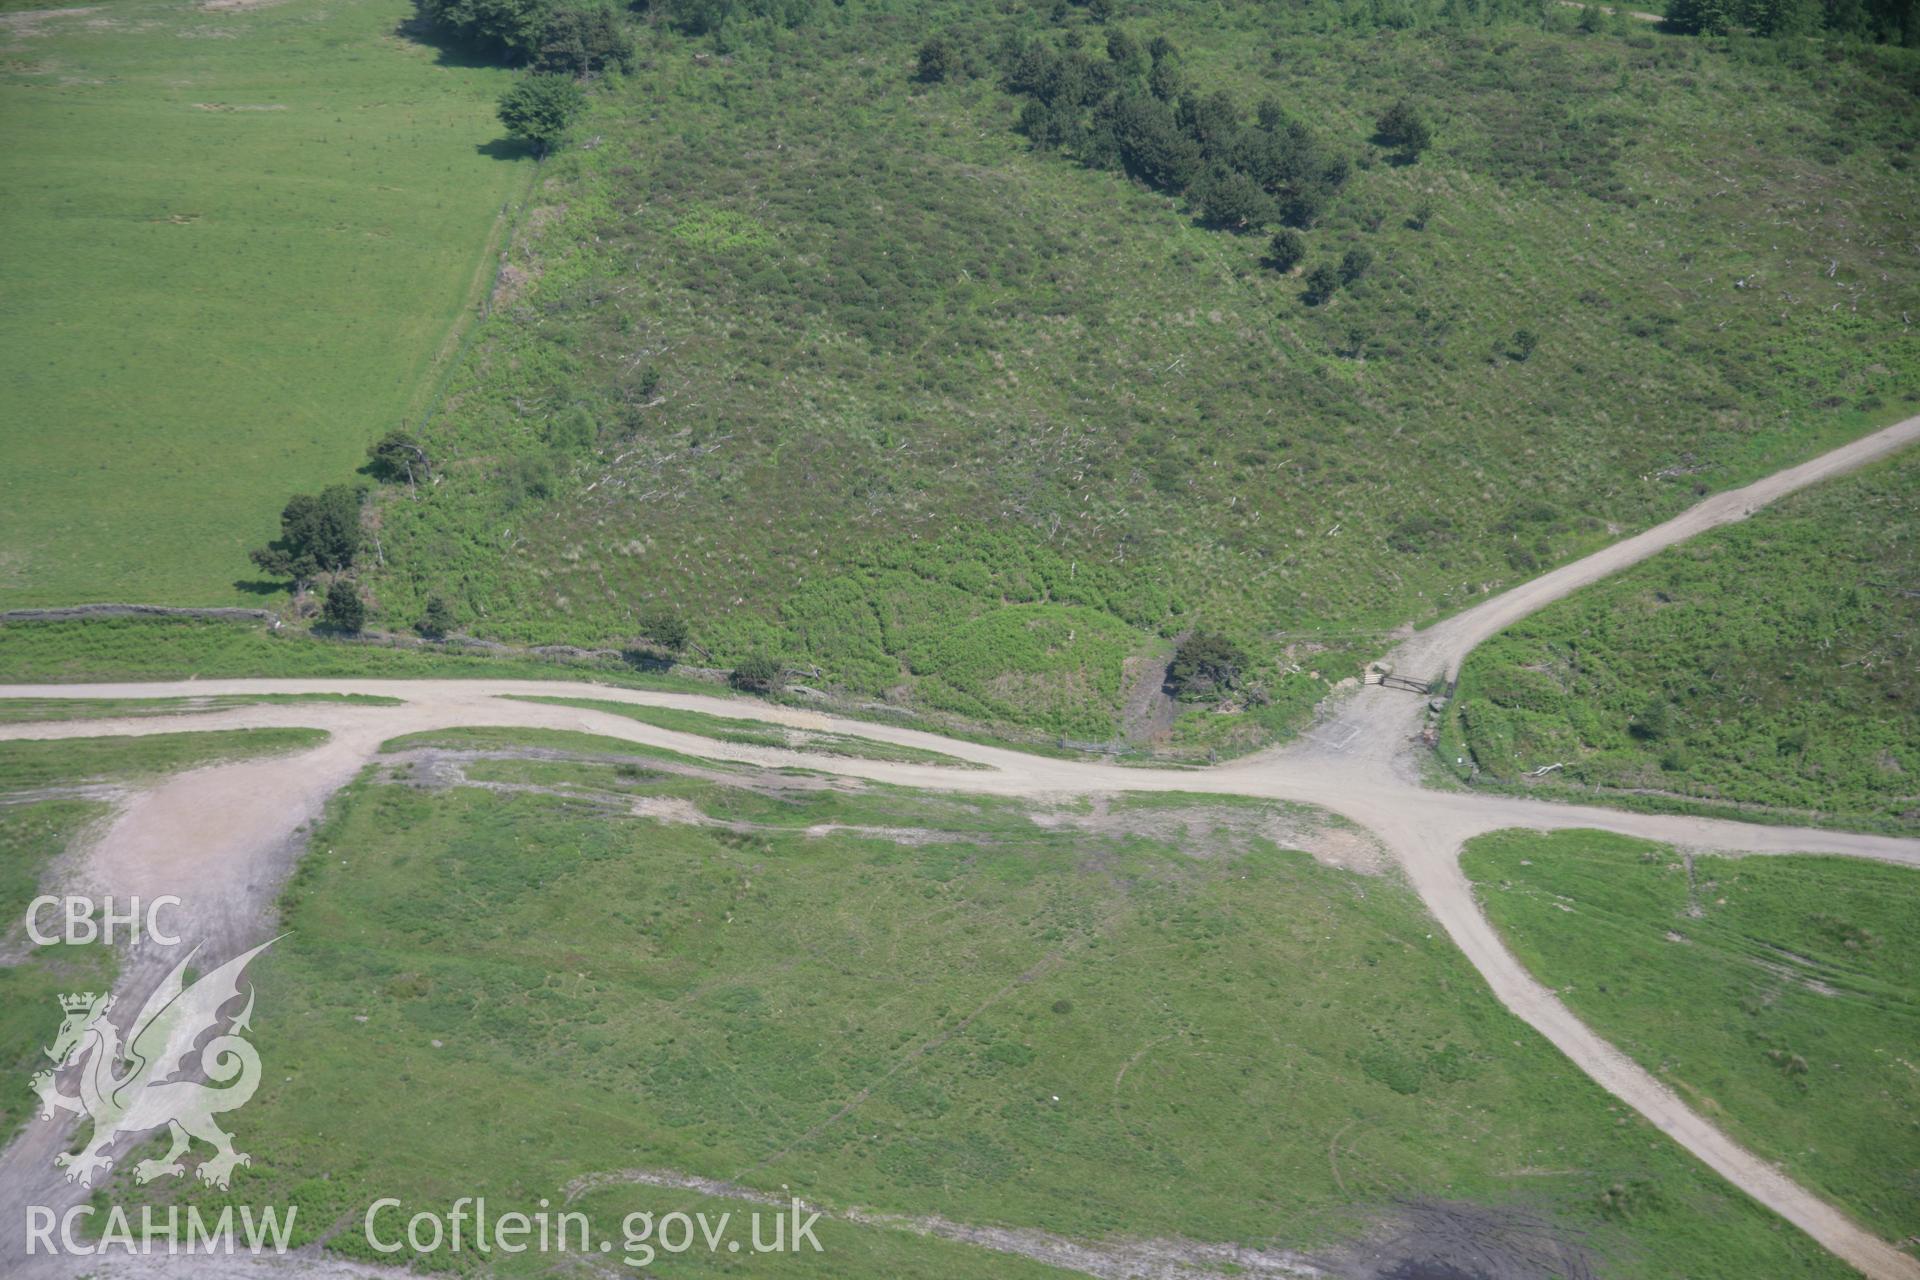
[565,1167,1326,1280]
[1032,795,1390,875]
[1118,651,1178,746]
[384,751,996,847]
[489,204,568,311]
[1321,1199,1598,1280]
[0,7,99,38]
[488,261,532,311]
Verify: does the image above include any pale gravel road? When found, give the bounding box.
[0,413,1916,1279]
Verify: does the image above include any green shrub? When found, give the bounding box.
[916,36,956,83]
[419,595,457,639]
[1374,98,1432,159]
[415,0,550,61]
[250,485,364,588]
[1266,228,1305,272]
[497,73,587,155]
[1167,631,1246,701]
[1302,263,1339,305]
[635,607,690,652]
[1194,166,1273,230]
[535,2,633,77]
[730,653,784,693]
[322,580,367,634]
[366,430,432,485]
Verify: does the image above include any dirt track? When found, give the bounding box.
[1,413,1917,1278]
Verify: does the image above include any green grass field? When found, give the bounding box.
[505,694,979,765]
[106,733,1857,1277]
[0,615,1163,759]
[0,0,528,606]
[0,726,327,788]
[1445,448,1917,830]
[1463,829,1920,1243]
[0,614,719,687]
[0,799,113,1139]
[345,3,1920,744]
[0,692,399,724]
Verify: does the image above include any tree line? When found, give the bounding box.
[416,0,826,152]
[248,432,459,638]
[920,27,1433,306]
[989,32,1376,232]
[1666,0,1915,40]
[416,0,635,71]
[412,0,631,153]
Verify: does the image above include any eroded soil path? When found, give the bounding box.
[1,414,1917,1278]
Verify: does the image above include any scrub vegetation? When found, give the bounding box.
[5,0,1916,756]
[338,0,1920,749]
[1447,449,1917,830]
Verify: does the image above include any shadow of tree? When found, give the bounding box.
[232,578,292,598]
[476,136,535,161]
[393,12,515,70]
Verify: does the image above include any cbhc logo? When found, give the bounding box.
[25,896,182,946]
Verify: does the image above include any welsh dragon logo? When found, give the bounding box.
[31,937,277,1190]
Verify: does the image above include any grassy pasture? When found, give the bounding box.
[504,694,981,765]
[115,738,1857,1276]
[0,692,399,724]
[0,616,1154,760]
[1446,448,1917,830]
[0,799,114,1139]
[0,0,528,606]
[1463,829,1920,1243]
[0,725,327,788]
[358,3,1920,744]
[0,614,721,687]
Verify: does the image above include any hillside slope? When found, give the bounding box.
[1448,448,1916,829]
[351,2,1920,743]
